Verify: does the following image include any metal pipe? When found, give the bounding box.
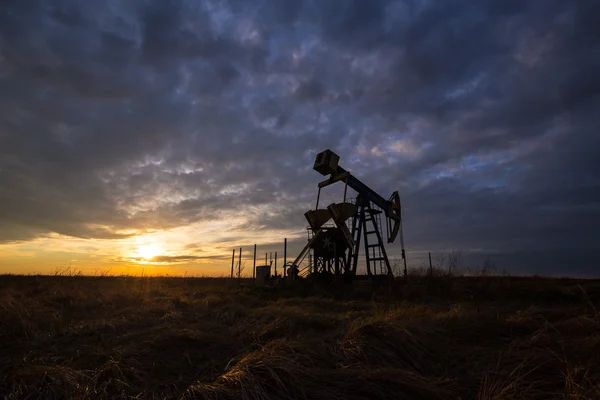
[315,187,321,209]
[403,249,408,284]
[343,178,348,205]
[319,166,390,212]
[400,220,407,283]
[334,242,339,275]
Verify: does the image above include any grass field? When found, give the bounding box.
[1,274,599,399]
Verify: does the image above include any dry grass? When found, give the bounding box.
[1,274,599,399]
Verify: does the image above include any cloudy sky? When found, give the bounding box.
[1,0,598,276]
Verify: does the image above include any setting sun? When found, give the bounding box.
[136,245,162,260]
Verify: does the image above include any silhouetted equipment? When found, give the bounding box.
[231,239,288,287]
[255,265,271,287]
[291,149,407,280]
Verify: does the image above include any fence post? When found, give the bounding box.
[231,249,235,279]
[253,244,257,284]
[429,252,433,277]
[238,247,242,281]
[283,238,287,278]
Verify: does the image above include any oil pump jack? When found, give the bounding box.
[290,149,407,280]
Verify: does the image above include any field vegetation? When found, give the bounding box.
[1,271,599,399]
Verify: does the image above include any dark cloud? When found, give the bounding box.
[295,78,325,103]
[0,0,598,275]
[151,255,211,263]
[121,254,227,265]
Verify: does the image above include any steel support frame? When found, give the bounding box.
[345,196,394,278]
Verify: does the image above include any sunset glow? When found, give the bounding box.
[136,245,163,261]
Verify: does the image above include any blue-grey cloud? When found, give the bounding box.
[0,0,598,274]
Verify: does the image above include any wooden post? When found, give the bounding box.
[238,247,242,281]
[253,244,257,283]
[274,252,278,277]
[429,252,433,277]
[283,238,287,278]
[265,253,267,265]
[231,249,235,279]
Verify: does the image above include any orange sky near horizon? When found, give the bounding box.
[0,179,356,277]
[0,217,305,277]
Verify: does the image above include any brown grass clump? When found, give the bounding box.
[2,275,600,399]
[340,317,443,374]
[184,339,452,400]
[6,365,91,399]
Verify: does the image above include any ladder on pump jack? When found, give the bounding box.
[347,197,393,276]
